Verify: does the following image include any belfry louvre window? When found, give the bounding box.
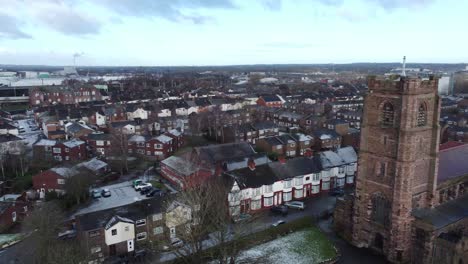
[381,102,394,127]
[417,104,427,127]
[371,195,391,227]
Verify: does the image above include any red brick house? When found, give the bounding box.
[128,134,174,160]
[256,95,284,108]
[160,156,212,189]
[0,193,30,232]
[33,167,79,195]
[33,138,87,162]
[166,129,184,150]
[30,86,103,106]
[86,133,112,157]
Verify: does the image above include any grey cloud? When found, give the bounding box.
[262,0,282,11]
[367,0,435,10]
[0,13,31,39]
[96,0,237,24]
[32,2,101,35]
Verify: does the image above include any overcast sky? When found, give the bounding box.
[0,0,465,66]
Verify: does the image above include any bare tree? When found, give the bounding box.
[166,176,263,264]
[64,169,97,206]
[23,201,83,264]
[108,127,129,175]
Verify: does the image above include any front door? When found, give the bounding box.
[170,227,176,239]
[240,200,250,214]
[305,184,311,197]
[127,239,134,252]
[273,192,282,205]
[109,244,116,256]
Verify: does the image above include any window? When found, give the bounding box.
[111,229,117,236]
[305,176,310,181]
[379,162,386,177]
[290,143,295,147]
[124,226,129,232]
[65,148,69,153]
[283,192,292,202]
[381,102,394,127]
[136,219,146,226]
[89,230,100,237]
[53,147,61,153]
[322,181,330,190]
[155,151,163,156]
[136,232,147,241]
[264,185,273,193]
[312,185,320,194]
[283,180,292,188]
[154,144,163,149]
[276,145,282,150]
[57,179,65,185]
[12,211,17,222]
[153,226,163,235]
[90,246,101,254]
[371,195,391,226]
[295,177,303,186]
[255,187,262,196]
[305,140,310,145]
[263,196,273,207]
[339,167,345,174]
[152,213,162,221]
[313,174,320,181]
[417,103,427,127]
[295,188,303,198]
[251,199,261,210]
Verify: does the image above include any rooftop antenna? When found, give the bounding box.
[401,56,406,77]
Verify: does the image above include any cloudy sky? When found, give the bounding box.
[0,0,465,66]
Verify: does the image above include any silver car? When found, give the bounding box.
[284,201,305,210]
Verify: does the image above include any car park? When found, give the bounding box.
[270,205,288,216]
[284,201,305,210]
[272,220,286,227]
[101,188,111,197]
[135,182,152,191]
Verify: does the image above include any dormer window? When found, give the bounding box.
[381,102,394,127]
[417,103,427,127]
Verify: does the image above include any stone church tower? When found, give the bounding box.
[352,75,440,263]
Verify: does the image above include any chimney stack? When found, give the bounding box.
[248,158,256,171]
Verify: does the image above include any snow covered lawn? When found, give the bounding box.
[237,227,336,264]
[0,234,23,248]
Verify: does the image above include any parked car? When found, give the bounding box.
[270,205,288,216]
[57,230,77,240]
[284,201,305,210]
[135,182,152,191]
[91,189,101,198]
[140,186,154,195]
[133,179,143,188]
[272,220,286,227]
[232,213,252,223]
[133,249,147,260]
[146,188,162,197]
[330,188,345,196]
[163,238,184,251]
[101,189,111,197]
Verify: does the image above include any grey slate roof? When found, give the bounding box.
[227,157,321,189]
[412,195,468,229]
[438,144,468,183]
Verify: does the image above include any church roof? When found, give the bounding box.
[438,143,468,183]
[412,195,468,229]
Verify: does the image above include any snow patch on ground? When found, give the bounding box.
[237,229,335,264]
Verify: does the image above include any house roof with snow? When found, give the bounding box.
[155,134,173,143]
[50,167,80,178]
[319,146,357,169]
[78,158,109,172]
[35,139,57,146]
[62,139,85,148]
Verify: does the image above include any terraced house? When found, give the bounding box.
[225,146,357,216]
